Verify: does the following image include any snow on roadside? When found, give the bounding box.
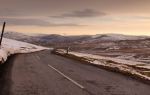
[70,52,143,65]
[69,52,150,70]
[0,38,50,63]
[72,52,150,69]
[54,49,150,81]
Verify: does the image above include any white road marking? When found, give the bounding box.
[48,64,85,89]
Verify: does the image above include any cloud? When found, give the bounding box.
[0,17,85,27]
[131,16,150,20]
[0,18,50,26]
[0,0,150,17]
[107,16,150,22]
[48,23,86,27]
[51,9,106,18]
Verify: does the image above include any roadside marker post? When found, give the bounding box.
[66,46,70,54]
[0,22,6,47]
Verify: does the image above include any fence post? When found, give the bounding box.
[0,22,6,47]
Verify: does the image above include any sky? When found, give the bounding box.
[0,0,150,35]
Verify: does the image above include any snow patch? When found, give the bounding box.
[0,38,49,64]
[91,34,148,41]
[54,49,150,81]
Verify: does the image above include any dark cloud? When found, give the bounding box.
[0,9,19,17]
[0,18,50,26]
[0,0,149,17]
[49,23,86,27]
[0,0,149,27]
[0,0,150,17]
[51,9,106,18]
[0,18,85,27]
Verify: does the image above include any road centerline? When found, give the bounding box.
[48,64,85,89]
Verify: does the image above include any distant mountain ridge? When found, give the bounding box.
[4,32,149,41]
[4,32,150,64]
[4,32,150,49]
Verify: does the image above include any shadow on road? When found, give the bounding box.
[0,55,16,95]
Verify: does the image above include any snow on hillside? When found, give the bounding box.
[91,34,148,41]
[0,38,49,63]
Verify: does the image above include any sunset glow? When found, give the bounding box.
[0,0,150,35]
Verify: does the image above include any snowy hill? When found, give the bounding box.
[4,32,150,64]
[4,32,149,45]
[0,38,49,64]
[91,34,148,41]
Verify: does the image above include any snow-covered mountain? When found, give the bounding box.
[4,32,149,43]
[4,32,150,49]
[4,32,150,64]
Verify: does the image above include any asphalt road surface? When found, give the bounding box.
[0,50,150,95]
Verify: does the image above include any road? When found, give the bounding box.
[0,50,150,95]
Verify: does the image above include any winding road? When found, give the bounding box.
[0,50,150,95]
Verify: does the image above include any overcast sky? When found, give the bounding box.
[0,0,150,35]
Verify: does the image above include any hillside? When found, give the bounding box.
[4,32,150,63]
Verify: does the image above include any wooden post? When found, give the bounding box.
[0,22,6,47]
